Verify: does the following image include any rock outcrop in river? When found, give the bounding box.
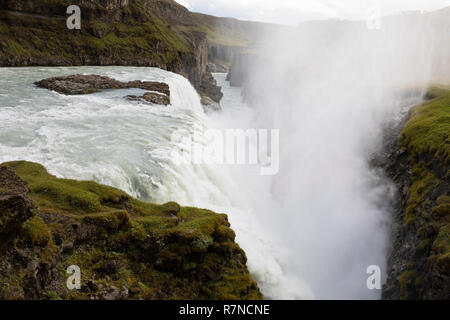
[35,74,172,105]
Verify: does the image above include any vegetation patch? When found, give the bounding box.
[393,86,449,299]
[0,161,262,300]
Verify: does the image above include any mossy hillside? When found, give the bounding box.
[396,87,450,298]
[399,86,450,164]
[0,1,191,68]
[0,161,262,300]
[186,13,253,48]
[0,0,274,68]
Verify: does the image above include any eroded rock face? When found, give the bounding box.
[35,74,170,96]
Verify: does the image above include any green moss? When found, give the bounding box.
[396,86,449,298]
[425,86,450,100]
[45,290,62,300]
[430,224,450,272]
[214,225,236,242]
[0,8,191,68]
[404,162,440,225]
[22,216,52,246]
[83,210,130,231]
[2,40,29,57]
[3,161,157,216]
[399,87,450,164]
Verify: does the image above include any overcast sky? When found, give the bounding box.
[175,0,450,25]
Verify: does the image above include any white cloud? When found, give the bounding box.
[175,0,450,25]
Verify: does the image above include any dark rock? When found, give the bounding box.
[53,233,63,246]
[35,74,170,97]
[0,165,30,195]
[0,161,262,300]
[96,260,120,275]
[87,280,99,292]
[129,286,141,295]
[62,241,74,254]
[125,92,171,106]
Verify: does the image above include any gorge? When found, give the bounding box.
[0,0,449,300]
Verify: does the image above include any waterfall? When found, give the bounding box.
[0,66,307,299]
[213,14,438,299]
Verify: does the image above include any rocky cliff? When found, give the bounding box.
[0,161,262,300]
[378,87,449,299]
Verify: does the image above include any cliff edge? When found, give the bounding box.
[0,161,262,300]
[380,87,449,299]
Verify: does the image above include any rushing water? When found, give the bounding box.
[0,66,304,299]
[1,66,422,299]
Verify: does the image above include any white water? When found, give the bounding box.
[0,66,302,299]
[222,12,441,299]
[0,63,431,300]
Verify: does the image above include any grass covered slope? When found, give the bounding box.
[383,87,449,299]
[0,161,262,300]
[0,0,192,68]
